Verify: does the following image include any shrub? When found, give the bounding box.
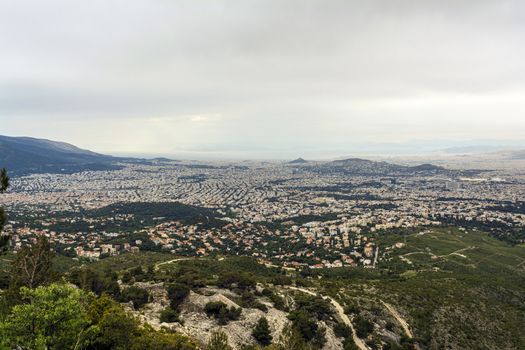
[293,293,333,321]
[354,315,374,338]
[217,272,256,290]
[160,307,180,323]
[252,317,272,346]
[167,283,190,309]
[120,286,151,309]
[287,310,326,347]
[206,330,232,350]
[334,322,352,338]
[204,301,242,325]
[0,284,96,350]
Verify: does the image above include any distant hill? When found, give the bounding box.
[410,163,445,171]
[0,135,126,175]
[298,157,451,176]
[288,157,308,164]
[511,150,525,159]
[442,145,505,154]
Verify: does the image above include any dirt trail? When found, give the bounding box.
[381,301,413,338]
[154,257,191,271]
[287,286,370,350]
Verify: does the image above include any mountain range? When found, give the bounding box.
[0,135,128,175]
[1,135,457,176]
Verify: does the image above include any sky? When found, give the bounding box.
[1,0,525,159]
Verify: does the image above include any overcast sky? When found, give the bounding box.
[1,0,524,159]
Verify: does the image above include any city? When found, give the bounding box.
[2,158,524,270]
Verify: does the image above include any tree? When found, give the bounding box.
[166,283,190,310]
[252,317,272,346]
[275,323,310,350]
[160,307,180,323]
[354,315,374,338]
[0,168,9,252]
[89,302,140,350]
[206,330,233,350]
[131,326,196,350]
[204,301,242,325]
[10,235,54,289]
[69,266,121,298]
[287,310,326,347]
[120,286,151,309]
[0,283,97,350]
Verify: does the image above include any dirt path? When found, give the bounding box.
[154,257,192,271]
[381,301,413,338]
[400,246,476,263]
[437,246,476,258]
[287,286,370,350]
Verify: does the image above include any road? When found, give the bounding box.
[287,286,370,350]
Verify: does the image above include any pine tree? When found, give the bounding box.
[252,317,273,346]
[275,323,310,350]
[206,330,233,350]
[10,235,54,289]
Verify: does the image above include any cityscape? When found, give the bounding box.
[3,158,524,270]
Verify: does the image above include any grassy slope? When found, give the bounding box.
[46,227,525,349]
[318,228,525,349]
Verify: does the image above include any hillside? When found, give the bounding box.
[0,135,123,175]
[288,158,308,164]
[3,227,517,349]
[299,158,450,176]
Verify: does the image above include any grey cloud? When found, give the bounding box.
[1,0,524,157]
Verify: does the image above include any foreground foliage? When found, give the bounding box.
[0,283,196,350]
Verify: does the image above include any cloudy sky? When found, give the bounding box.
[1,0,524,159]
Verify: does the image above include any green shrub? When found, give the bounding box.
[204,301,242,325]
[252,317,272,346]
[120,286,151,309]
[160,307,180,323]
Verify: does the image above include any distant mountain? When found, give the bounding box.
[288,157,308,164]
[0,135,126,175]
[298,157,451,176]
[511,150,525,160]
[410,163,445,171]
[332,157,374,164]
[442,145,505,154]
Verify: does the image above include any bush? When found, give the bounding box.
[287,310,326,347]
[240,291,268,312]
[252,317,272,346]
[217,272,256,290]
[206,330,232,350]
[266,291,288,311]
[204,301,242,325]
[160,307,180,323]
[272,275,292,286]
[354,315,374,338]
[69,266,121,298]
[334,322,352,338]
[120,286,151,309]
[0,284,96,350]
[122,271,133,283]
[344,303,359,315]
[293,293,333,321]
[167,283,190,309]
[131,327,196,350]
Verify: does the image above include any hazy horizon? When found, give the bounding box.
[2,0,525,158]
